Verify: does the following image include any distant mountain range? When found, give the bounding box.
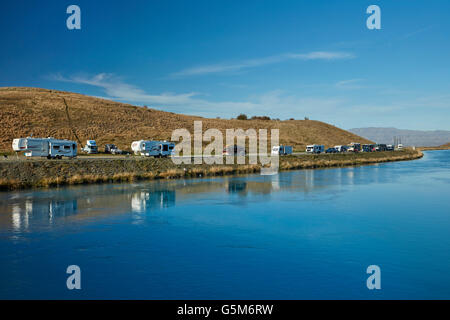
[349,127,450,147]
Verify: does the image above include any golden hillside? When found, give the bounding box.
[0,87,372,152]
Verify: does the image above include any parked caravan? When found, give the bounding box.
[223,144,246,156]
[12,137,77,159]
[306,144,324,154]
[347,142,361,152]
[272,145,293,155]
[82,140,98,154]
[131,140,175,157]
[334,145,347,153]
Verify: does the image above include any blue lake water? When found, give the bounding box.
[0,150,449,299]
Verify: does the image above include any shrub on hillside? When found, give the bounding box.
[237,114,248,120]
[250,116,271,120]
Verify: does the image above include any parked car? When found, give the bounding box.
[325,147,337,153]
[362,144,376,152]
[386,144,394,151]
[105,144,123,154]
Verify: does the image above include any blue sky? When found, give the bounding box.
[1,0,449,130]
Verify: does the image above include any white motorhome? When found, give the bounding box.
[334,145,347,153]
[306,144,324,154]
[223,144,246,156]
[131,140,175,157]
[82,140,98,154]
[12,137,77,159]
[272,145,293,155]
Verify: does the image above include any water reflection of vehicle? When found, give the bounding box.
[7,199,78,231]
[227,180,247,194]
[131,190,176,213]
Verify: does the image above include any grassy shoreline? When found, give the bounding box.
[0,150,423,191]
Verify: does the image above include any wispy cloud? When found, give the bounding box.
[335,79,365,89]
[50,72,345,118]
[49,72,450,130]
[170,51,355,77]
[51,73,198,105]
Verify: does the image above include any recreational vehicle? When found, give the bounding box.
[347,142,361,152]
[375,144,387,152]
[306,145,324,154]
[12,137,77,159]
[271,145,293,155]
[82,140,98,154]
[131,140,175,157]
[223,145,246,156]
[334,145,347,153]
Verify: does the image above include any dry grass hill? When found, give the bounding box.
[0,87,372,152]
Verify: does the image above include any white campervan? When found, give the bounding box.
[12,137,77,159]
[272,145,293,155]
[306,144,324,154]
[131,140,174,157]
[223,145,246,156]
[82,140,98,154]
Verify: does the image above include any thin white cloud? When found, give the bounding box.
[50,72,450,130]
[50,73,346,118]
[170,51,355,77]
[335,79,365,89]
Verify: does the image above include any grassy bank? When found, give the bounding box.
[0,150,423,191]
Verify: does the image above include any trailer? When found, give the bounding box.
[12,137,77,159]
[306,144,324,154]
[131,140,175,157]
[271,145,293,155]
[223,144,246,156]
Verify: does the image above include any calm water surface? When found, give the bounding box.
[0,151,449,299]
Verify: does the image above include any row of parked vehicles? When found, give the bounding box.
[12,137,401,159]
[306,142,400,154]
[12,137,175,159]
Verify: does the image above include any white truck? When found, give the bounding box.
[306,144,324,154]
[12,137,77,159]
[272,145,293,155]
[131,140,175,157]
[82,140,98,154]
